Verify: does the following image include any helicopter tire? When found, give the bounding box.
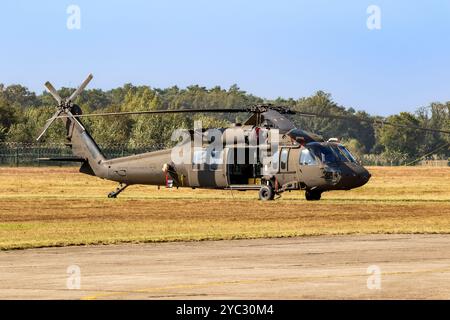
[259,185,275,201]
[305,190,321,201]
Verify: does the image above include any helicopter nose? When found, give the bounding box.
[356,169,371,187]
[361,172,370,181]
[329,164,370,190]
[339,164,371,188]
[359,170,372,181]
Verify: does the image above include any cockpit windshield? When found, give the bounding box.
[307,143,340,164]
[337,145,357,163]
[305,143,357,164]
[330,145,349,162]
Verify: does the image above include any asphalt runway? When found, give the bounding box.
[1,234,450,299]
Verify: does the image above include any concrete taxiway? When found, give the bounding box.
[1,234,450,299]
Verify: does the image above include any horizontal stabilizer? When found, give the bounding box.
[36,157,86,162]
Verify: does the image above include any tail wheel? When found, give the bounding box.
[305,190,322,201]
[259,185,275,201]
[108,192,117,199]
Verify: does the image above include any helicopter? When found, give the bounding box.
[36,74,450,201]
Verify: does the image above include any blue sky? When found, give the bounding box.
[1,0,449,115]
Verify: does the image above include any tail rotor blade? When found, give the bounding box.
[36,110,61,141]
[44,81,62,104]
[68,73,93,103]
[66,110,86,131]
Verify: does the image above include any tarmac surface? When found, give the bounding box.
[1,234,450,299]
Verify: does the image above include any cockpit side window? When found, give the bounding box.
[300,148,317,165]
[280,148,289,171]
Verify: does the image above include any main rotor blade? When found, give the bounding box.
[68,73,93,103]
[293,111,450,135]
[44,81,62,104]
[50,103,450,135]
[54,108,249,119]
[36,110,61,141]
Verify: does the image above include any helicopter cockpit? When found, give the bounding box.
[301,142,358,165]
[298,141,370,193]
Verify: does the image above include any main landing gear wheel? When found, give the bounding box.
[259,185,275,201]
[305,190,322,201]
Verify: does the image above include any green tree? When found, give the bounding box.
[88,106,132,146]
[377,112,424,161]
[0,95,20,141]
[416,102,450,157]
[293,91,375,152]
[340,138,365,159]
[1,84,38,108]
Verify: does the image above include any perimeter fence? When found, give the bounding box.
[0,142,163,166]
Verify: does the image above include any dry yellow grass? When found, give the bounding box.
[0,166,449,250]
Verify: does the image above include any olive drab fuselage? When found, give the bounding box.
[99,124,371,198]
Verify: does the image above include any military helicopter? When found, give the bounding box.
[37,74,450,201]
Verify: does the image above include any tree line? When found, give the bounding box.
[0,83,448,164]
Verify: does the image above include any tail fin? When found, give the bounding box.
[37,74,107,178]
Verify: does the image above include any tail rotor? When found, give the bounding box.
[36,73,93,141]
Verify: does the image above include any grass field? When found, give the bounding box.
[0,166,449,250]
